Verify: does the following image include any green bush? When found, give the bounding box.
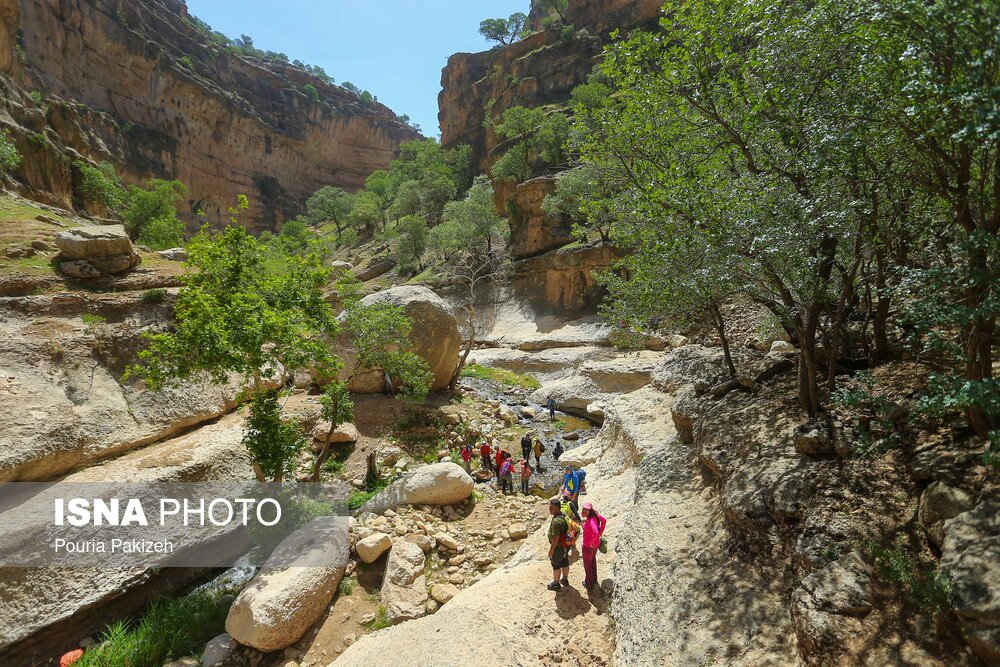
[242,390,306,482]
[123,179,188,249]
[29,90,42,106]
[140,288,168,303]
[0,130,21,174]
[76,160,126,210]
[303,83,320,101]
[75,591,227,667]
[348,478,388,511]
[81,313,106,326]
[337,576,356,597]
[364,604,391,630]
[870,536,954,612]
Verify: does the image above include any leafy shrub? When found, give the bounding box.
[303,83,320,101]
[337,576,355,597]
[242,390,306,482]
[0,130,21,173]
[140,288,168,303]
[123,179,188,249]
[870,536,954,612]
[76,160,126,210]
[81,313,106,326]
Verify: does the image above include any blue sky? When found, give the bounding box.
[185,0,528,138]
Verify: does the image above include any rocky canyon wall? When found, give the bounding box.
[0,0,418,231]
[437,0,660,317]
[438,0,661,175]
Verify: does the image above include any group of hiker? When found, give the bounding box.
[548,466,606,591]
[459,430,566,496]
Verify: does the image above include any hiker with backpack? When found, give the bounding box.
[495,445,510,477]
[547,396,556,420]
[547,497,571,591]
[581,501,607,589]
[499,453,514,495]
[559,491,582,559]
[562,465,586,504]
[552,441,563,461]
[519,459,532,495]
[533,437,544,470]
[520,432,532,463]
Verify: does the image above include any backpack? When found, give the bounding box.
[560,501,580,547]
[540,443,546,453]
[500,460,512,476]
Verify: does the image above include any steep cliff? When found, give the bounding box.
[0,0,418,231]
[438,0,660,174]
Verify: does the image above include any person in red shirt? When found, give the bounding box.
[479,438,493,472]
[494,446,509,475]
[581,501,608,589]
[460,443,473,474]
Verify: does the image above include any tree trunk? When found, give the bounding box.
[708,301,736,377]
[311,423,336,483]
[364,452,380,491]
[252,462,266,483]
[449,304,477,392]
[872,247,892,364]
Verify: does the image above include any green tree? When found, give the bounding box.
[431,176,510,388]
[490,107,570,183]
[576,1,897,416]
[537,0,568,26]
[278,217,311,252]
[478,12,527,46]
[338,284,434,400]
[542,162,623,244]
[363,170,393,231]
[123,179,188,249]
[349,191,384,237]
[305,186,353,241]
[394,215,429,276]
[875,0,1000,438]
[127,198,340,481]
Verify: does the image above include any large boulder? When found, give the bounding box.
[312,421,360,444]
[356,532,393,563]
[335,286,461,393]
[918,481,975,548]
[225,518,348,651]
[54,224,140,277]
[362,463,474,515]
[381,540,428,624]
[941,499,1000,665]
[791,551,872,665]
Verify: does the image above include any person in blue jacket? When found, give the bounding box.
[561,465,586,503]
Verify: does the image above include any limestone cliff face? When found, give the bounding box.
[0,0,418,231]
[438,0,661,174]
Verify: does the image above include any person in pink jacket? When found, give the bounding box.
[580,501,607,589]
